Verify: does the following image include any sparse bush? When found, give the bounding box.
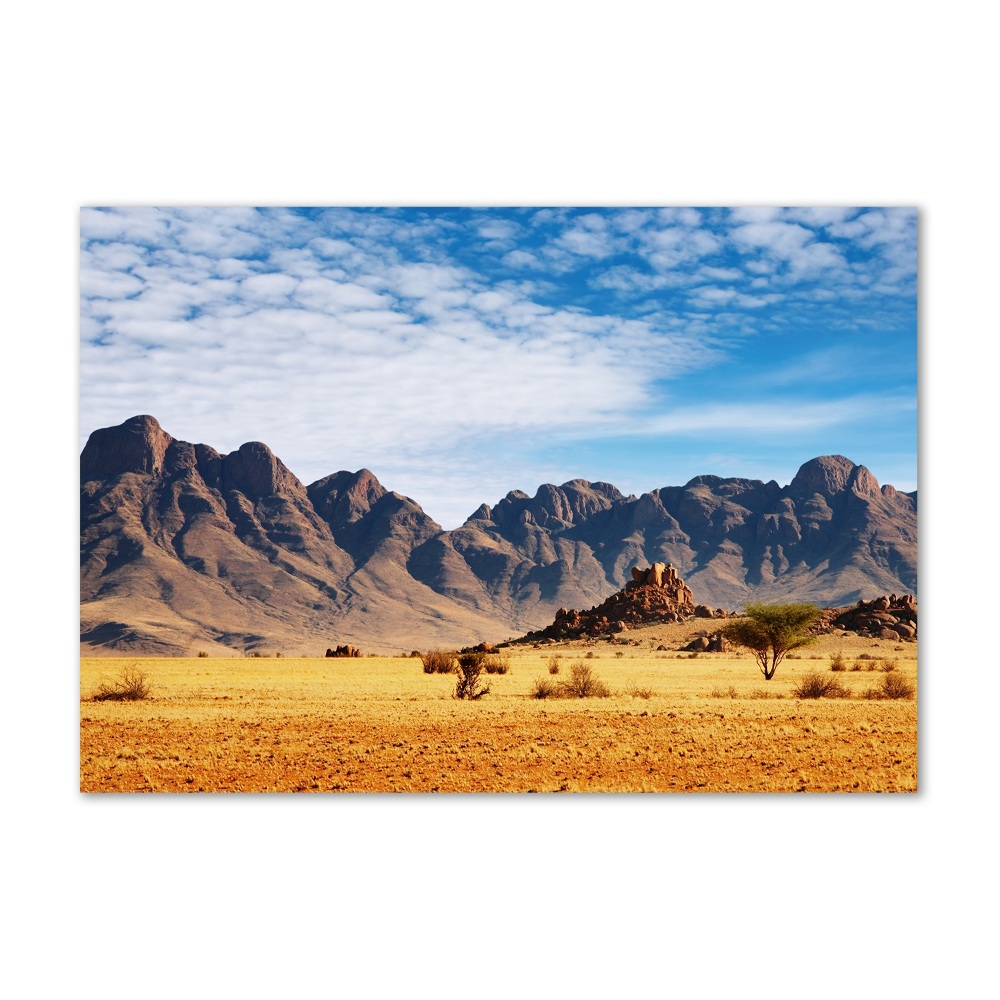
[94,666,151,702]
[710,686,738,699]
[880,658,898,672]
[585,651,595,659]
[864,673,915,700]
[421,650,456,675]
[615,651,624,658]
[531,677,559,699]
[547,655,561,675]
[748,688,785,699]
[627,686,654,699]
[560,661,611,698]
[483,653,510,675]
[850,661,863,672]
[455,653,490,700]
[792,671,850,699]
[830,652,846,672]
[197,651,208,658]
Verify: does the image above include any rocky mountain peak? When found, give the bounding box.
[788,455,859,497]
[221,441,302,498]
[307,467,389,527]
[80,414,174,481]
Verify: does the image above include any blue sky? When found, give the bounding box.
[80,206,916,528]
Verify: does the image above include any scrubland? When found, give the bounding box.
[80,632,916,793]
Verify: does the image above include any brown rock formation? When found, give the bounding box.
[810,594,918,640]
[519,564,706,642]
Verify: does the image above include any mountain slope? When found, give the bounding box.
[80,416,505,654]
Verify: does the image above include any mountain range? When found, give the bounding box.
[81,415,917,655]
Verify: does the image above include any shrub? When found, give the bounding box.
[864,673,915,700]
[560,661,611,698]
[710,686,738,699]
[94,666,151,702]
[880,658,898,672]
[850,661,863,672]
[585,651,595,659]
[531,677,559,699]
[547,655,561,675]
[615,651,624,659]
[748,688,785,699]
[627,686,654,699]
[421,650,456,675]
[197,651,208,658]
[830,652,846,672]
[455,653,490,700]
[483,653,510,675]
[792,671,850,699]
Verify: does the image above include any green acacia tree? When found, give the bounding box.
[722,602,821,680]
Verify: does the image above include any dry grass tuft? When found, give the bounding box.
[421,650,456,675]
[483,653,510,675]
[531,677,559,699]
[560,662,611,698]
[93,665,151,702]
[627,686,655,699]
[792,671,850,699]
[864,673,915,700]
[710,685,739,699]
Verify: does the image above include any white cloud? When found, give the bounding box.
[644,393,916,436]
[501,249,542,269]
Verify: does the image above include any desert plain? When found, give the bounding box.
[80,623,917,793]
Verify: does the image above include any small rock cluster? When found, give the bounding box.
[822,594,918,641]
[680,633,729,652]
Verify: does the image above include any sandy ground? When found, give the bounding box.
[80,627,917,793]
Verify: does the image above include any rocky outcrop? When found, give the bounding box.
[326,645,361,658]
[818,594,918,641]
[517,564,723,642]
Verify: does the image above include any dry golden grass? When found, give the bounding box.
[80,634,917,793]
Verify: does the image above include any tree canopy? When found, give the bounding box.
[721,602,821,680]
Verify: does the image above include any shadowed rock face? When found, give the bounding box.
[81,414,173,480]
[221,441,302,498]
[81,418,917,654]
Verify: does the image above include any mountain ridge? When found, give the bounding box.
[81,416,917,655]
